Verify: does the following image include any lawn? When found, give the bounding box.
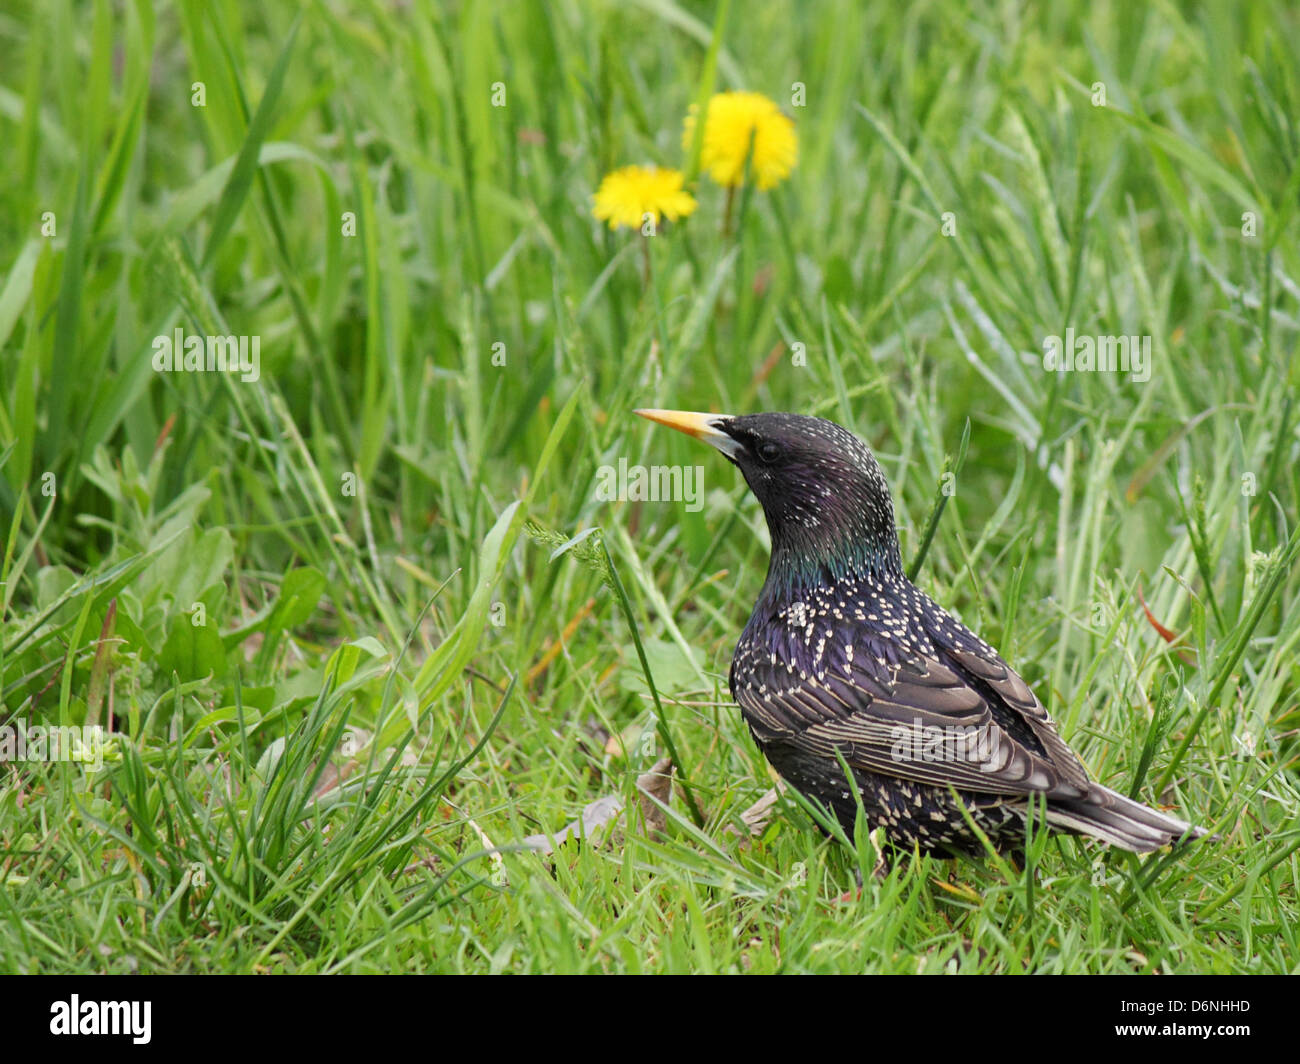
[1,0,1297,974]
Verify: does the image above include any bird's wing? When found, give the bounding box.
[731,625,1090,799]
[927,637,1091,791]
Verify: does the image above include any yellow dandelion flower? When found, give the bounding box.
[591,165,697,231]
[684,91,798,190]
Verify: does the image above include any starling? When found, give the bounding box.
[636,409,1208,855]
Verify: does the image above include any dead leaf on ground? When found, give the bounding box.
[724,782,787,841]
[521,758,679,854]
[634,757,674,838]
[522,794,625,855]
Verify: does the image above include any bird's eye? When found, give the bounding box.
[756,441,782,464]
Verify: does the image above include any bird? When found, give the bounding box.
[635,408,1208,856]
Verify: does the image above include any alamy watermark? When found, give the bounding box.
[151,327,261,383]
[0,722,105,771]
[596,457,704,512]
[50,996,150,1044]
[1042,329,1151,383]
[890,719,1000,769]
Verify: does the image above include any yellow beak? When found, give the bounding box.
[634,408,741,458]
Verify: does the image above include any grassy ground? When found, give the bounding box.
[1,0,1298,974]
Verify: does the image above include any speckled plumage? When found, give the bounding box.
[638,409,1208,856]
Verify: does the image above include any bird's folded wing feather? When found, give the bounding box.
[732,634,1090,799]
[932,642,1090,791]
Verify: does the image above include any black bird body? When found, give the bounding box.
[637,409,1206,855]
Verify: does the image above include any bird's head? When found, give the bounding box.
[635,409,903,587]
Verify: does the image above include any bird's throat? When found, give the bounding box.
[759,516,904,609]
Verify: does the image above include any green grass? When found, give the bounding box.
[1,0,1298,973]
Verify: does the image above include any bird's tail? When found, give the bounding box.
[1046,784,1209,854]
